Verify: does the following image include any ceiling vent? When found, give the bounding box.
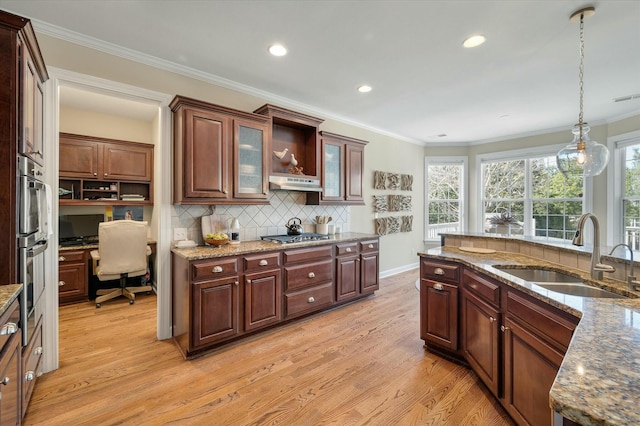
[613,94,640,103]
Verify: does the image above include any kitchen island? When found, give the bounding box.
[419,235,640,426]
[172,232,379,358]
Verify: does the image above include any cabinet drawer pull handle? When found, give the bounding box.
[434,268,445,276]
[1,377,9,385]
[308,296,315,303]
[346,247,352,252]
[34,347,43,356]
[234,281,239,286]
[104,173,108,177]
[259,259,268,266]
[433,283,444,291]
[368,244,374,249]
[59,281,66,287]
[308,272,315,278]
[212,266,223,273]
[93,172,97,176]
[58,256,66,262]
[489,317,496,323]
[246,279,252,284]
[501,325,510,332]
[0,323,17,336]
[24,371,35,382]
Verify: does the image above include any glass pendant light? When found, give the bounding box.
[556,7,609,178]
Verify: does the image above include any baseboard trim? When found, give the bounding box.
[380,262,419,279]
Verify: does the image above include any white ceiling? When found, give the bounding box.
[2,0,639,145]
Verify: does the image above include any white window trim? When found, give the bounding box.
[424,156,468,242]
[607,130,640,246]
[476,143,592,238]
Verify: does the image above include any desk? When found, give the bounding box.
[58,241,156,305]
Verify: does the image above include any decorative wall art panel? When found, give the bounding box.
[375,218,387,235]
[401,215,413,232]
[374,215,413,236]
[387,173,400,190]
[373,195,388,213]
[374,171,387,190]
[400,195,412,211]
[401,174,413,191]
[387,216,401,233]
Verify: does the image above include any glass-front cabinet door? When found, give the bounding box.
[322,140,344,201]
[233,118,270,200]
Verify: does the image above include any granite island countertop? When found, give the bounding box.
[171,232,378,260]
[0,284,22,317]
[420,246,640,426]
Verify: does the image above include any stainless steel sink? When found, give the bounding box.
[493,267,582,283]
[534,283,625,299]
[493,266,626,298]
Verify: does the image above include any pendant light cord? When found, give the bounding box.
[578,12,585,143]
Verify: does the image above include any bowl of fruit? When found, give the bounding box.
[205,232,229,246]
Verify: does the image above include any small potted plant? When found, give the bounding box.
[488,211,520,235]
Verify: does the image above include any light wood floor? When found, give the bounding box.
[24,270,514,425]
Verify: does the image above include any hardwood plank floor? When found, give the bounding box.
[24,270,514,425]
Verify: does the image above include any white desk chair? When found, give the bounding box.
[90,220,152,308]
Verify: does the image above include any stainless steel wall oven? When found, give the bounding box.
[18,156,48,347]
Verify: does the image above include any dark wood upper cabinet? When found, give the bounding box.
[307,131,368,205]
[0,10,48,285]
[58,133,154,205]
[171,95,271,205]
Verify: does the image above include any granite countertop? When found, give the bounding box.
[0,284,22,317]
[171,232,378,260]
[420,246,640,426]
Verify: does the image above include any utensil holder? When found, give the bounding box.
[316,224,329,235]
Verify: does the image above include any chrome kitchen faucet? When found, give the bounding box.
[572,213,615,280]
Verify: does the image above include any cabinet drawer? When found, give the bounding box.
[23,319,43,407]
[0,300,20,352]
[336,242,358,256]
[243,252,280,272]
[506,290,578,351]
[285,259,333,291]
[421,259,460,284]
[463,269,500,307]
[359,239,379,253]
[283,245,332,264]
[191,257,239,281]
[285,282,334,318]
[58,250,85,263]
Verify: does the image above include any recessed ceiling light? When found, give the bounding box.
[463,34,486,48]
[268,44,287,57]
[358,85,372,93]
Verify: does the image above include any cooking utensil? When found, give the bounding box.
[285,217,303,235]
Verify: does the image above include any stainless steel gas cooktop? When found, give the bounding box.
[261,233,330,244]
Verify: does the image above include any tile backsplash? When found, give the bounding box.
[171,191,350,243]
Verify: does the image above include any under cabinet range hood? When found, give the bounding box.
[269,175,322,192]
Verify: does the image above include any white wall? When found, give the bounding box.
[38,32,640,274]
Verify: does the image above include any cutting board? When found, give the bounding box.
[459,246,497,254]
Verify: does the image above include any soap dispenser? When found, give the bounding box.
[229,217,241,244]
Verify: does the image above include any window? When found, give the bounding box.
[425,157,466,241]
[481,152,583,241]
[609,131,640,248]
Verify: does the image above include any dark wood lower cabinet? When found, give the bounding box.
[419,258,579,426]
[244,269,281,332]
[172,237,379,358]
[420,280,458,351]
[502,315,565,426]
[461,290,499,395]
[192,276,240,347]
